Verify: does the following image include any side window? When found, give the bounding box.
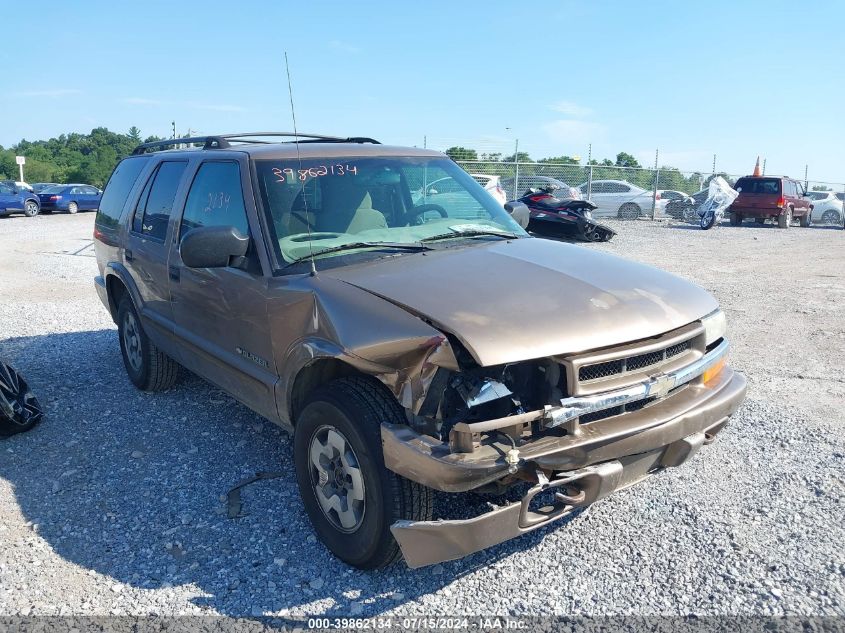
[0,183,14,194]
[132,161,188,240]
[96,157,149,230]
[83,186,99,195]
[590,182,607,194]
[180,161,249,236]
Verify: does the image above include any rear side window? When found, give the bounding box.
[180,161,249,236]
[96,157,148,230]
[735,178,781,195]
[132,161,188,240]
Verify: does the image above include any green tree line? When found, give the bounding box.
[445,146,710,194]
[0,127,162,188]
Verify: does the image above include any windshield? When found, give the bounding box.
[735,178,780,195]
[254,156,527,267]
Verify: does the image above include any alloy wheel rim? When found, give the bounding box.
[123,312,143,371]
[26,202,37,215]
[0,363,43,428]
[822,210,837,225]
[308,424,366,533]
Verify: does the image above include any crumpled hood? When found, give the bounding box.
[326,238,718,367]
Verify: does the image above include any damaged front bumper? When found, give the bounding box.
[382,342,747,568]
[391,431,712,568]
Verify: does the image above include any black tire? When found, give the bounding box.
[0,361,44,436]
[117,296,179,392]
[778,207,792,229]
[821,210,840,225]
[617,203,640,220]
[294,376,434,569]
[700,210,716,230]
[67,201,78,214]
[799,211,812,228]
[730,212,742,226]
[23,200,39,217]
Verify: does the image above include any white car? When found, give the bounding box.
[577,179,666,219]
[806,190,843,225]
[470,173,507,206]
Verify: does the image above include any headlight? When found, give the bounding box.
[701,309,726,346]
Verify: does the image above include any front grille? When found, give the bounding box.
[578,359,623,381]
[579,396,656,424]
[577,339,693,383]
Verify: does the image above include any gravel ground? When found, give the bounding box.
[0,213,843,619]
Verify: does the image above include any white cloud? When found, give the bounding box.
[549,100,593,117]
[119,97,246,113]
[15,89,82,98]
[329,39,361,53]
[542,119,607,146]
[189,103,247,113]
[121,97,164,106]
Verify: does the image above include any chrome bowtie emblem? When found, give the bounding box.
[650,374,673,398]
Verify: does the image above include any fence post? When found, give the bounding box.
[652,168,660,220]
[512,139,520,199]
[587,165,593,200]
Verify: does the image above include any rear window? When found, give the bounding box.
[735,178,780,195]
[96,157,149,230]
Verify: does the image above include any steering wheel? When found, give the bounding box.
[287,232,343,243]
[408,204,448,225]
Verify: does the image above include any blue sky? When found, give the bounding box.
[2,0,843,182]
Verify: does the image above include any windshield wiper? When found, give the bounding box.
[420,228,521,243]
[284,241,431,267]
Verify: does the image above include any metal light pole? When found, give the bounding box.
[652,148,660,219]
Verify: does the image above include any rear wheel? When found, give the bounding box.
[821,210,841,225]
[67,201,78,214]
[294,376,433,569]
[117,296,179,391]
[778,207,792,229]
[730,212,742,226]
[23,201,39,217]
[617,203,640,220]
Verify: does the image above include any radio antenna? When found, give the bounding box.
[284,52,317,276]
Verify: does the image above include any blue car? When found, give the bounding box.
[0,181,41,217]
[37,183,102,214]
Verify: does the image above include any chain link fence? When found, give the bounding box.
[455,159,845,225]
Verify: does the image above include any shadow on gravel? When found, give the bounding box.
[0,330,573,617]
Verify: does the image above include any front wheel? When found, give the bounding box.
[67,201,78,214]
[294,376,433,569]
[799,211,812,228]
[117,296,180,391]
[23,201,39,217]
[700,209,716,230]
[0,361,44,436]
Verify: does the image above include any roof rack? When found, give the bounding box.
[131,132,381,155]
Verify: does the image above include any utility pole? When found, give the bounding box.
[804,164,808,191]
[171,121,176,139]
[587,143,592,164]
[762,159,767,175]
[712,154,716,175]
[513,138,520,199]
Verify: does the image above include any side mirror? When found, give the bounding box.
[179,225,249,268]
[504,200,530,229]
